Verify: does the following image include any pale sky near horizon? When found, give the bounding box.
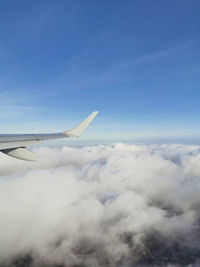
[0,0,200,142]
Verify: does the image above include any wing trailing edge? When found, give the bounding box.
[1,147,36,161]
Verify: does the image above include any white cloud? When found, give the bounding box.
[0,143,200,266]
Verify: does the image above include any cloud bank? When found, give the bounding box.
[1,143,200,266]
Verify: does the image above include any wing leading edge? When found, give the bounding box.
[0,111,98,161]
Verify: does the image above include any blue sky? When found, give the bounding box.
[0,0,200,141]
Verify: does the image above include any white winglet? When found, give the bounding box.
[63,111,98,137]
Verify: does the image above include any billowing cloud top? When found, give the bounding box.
[1,143,200,266]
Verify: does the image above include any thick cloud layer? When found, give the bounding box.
[1,143,200,266]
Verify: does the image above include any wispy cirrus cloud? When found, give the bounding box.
[0,105,36,110]
[115,40,200,70]
[41,40,200,96]
[0,104,39,120]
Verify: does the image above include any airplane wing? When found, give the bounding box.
[0,111,98,161]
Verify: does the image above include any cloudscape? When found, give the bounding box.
[0,0,200,266]
[1,143,200,266]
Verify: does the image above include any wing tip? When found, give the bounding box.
[63,110,99,137]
